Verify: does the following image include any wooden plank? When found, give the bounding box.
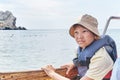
[0,68,78,80]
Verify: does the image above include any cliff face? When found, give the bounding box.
[0,11,16,29]
[0,10,26,30]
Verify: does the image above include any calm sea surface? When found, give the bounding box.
[0,29,120,72]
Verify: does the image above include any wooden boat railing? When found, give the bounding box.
[0,67,78,80]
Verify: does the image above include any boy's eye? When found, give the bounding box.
[74,31,78,34]
[83,30,89,33]
[74,31,78,35]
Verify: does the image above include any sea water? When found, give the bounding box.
[0,29,77,72]
[0,29,120,72]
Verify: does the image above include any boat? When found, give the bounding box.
[0,68,78,80]
[0,16,120,80]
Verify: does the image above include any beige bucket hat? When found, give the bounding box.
[69,14,100,37]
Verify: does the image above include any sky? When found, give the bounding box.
[0,0,120,30]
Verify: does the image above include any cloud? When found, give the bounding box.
[1,0,120,29]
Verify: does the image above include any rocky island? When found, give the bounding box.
[0,10,27,30]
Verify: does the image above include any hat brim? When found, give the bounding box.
[69,23,100,38]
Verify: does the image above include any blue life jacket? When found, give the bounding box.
[73,35,117,78]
